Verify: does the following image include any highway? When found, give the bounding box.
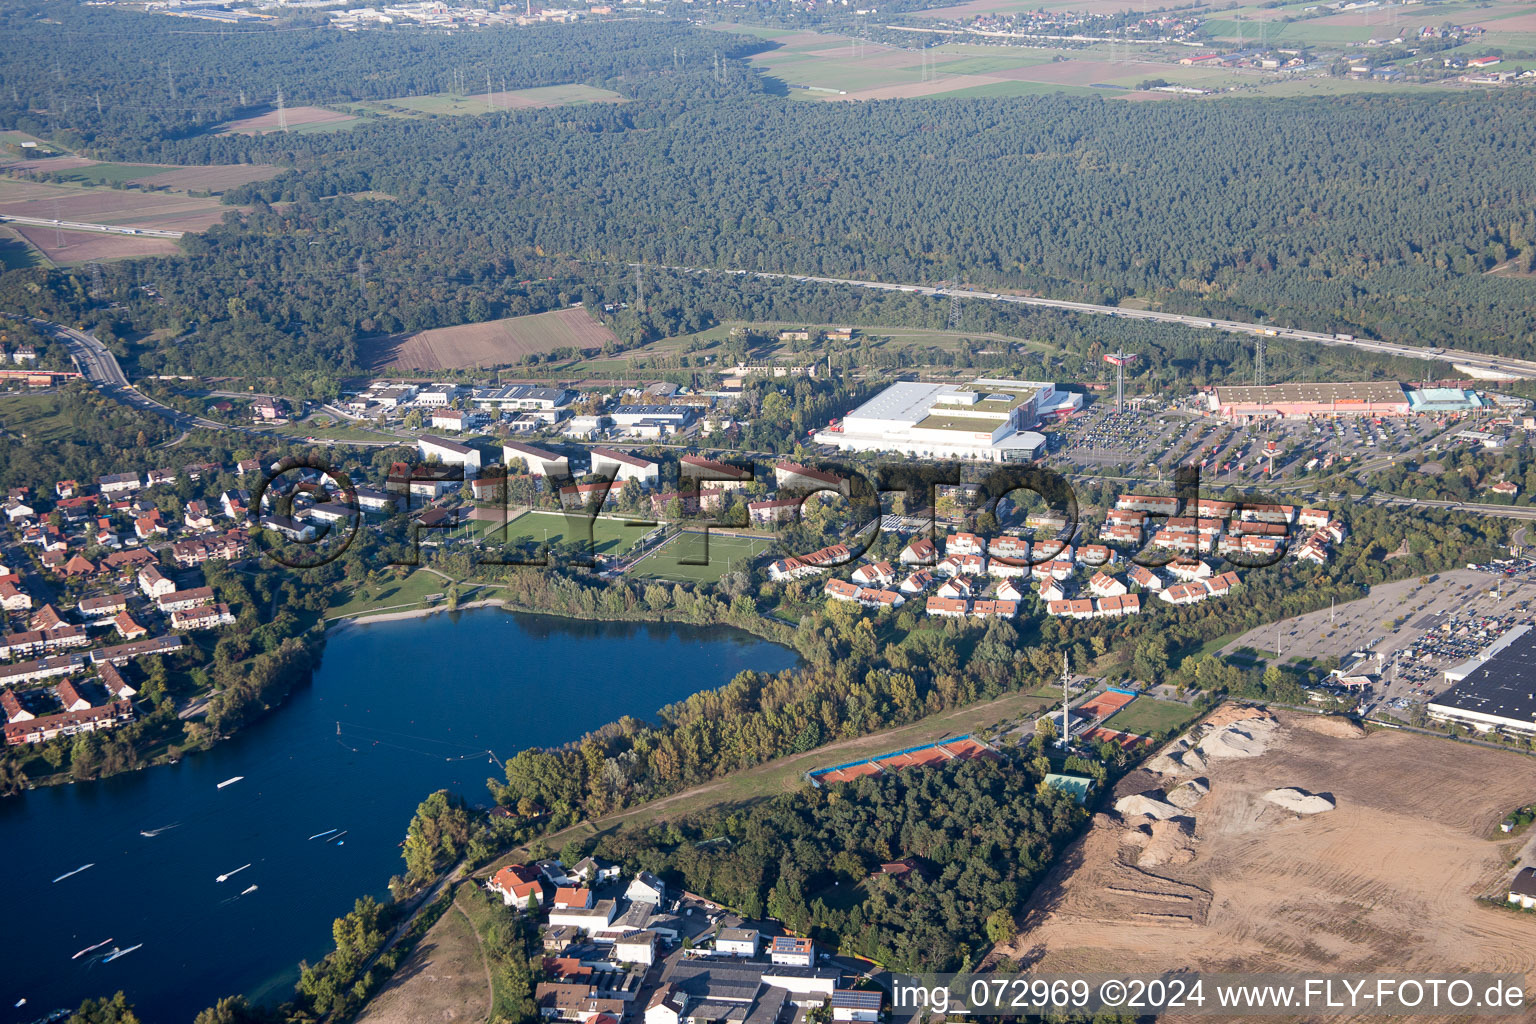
[0,214,184,240]
[642,264,1536,381]
[3,312,230,432]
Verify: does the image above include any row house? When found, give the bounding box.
[1297,507,1332,530]
[138,565,175,599]
[971,599,1018,619]
[936,553,986,578]
[1100,523,1142,546]
[851,562,895,587]
[1096,593,1142,617]
[925,596,969,618]
[156,587,215,614]
[1217,534,1284,559]
[171,603,236,631]
[936,577,972,600]
[185,501,215,531]
[1241,503,1296,525]
[946,532,986,556]
[680,454,752,492]
[98,472,140,496]
[559,480,625,510]
[91,635,185,666]
[899,570,933,594]
[1159,582,1212,606]
[170,530,248,567]
[899,538,937,565]
[768,557,821,582]
[0,653,89,687]
[1106,508,1146,528]
[1168,558,1214,581]
[1150,529,1208,554]
[4,698,134,747]
[115,612,149,640]
[1088,572,1127,598]
[0,581,33,612]
[78,593,127,619]
[748,498,802,526]
[1116,494,1180,516]
[986,558,1028,580]
[802,544,852,568]
[1031,559,1074,582]
[1193,498,1237,519]
[1128,564,1164,592]
[1038,578,1065,603]
[1076,543,1115,566]
[988,535,1030,562]
[98,661,136,699]
[1047,598,1096,620]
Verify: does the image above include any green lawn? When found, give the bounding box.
[1102,696,1200,737]
[326,569,457,619]
[627,531,772,583]
[0,391,85,441]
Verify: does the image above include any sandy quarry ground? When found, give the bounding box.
[1001,706,1536,1019]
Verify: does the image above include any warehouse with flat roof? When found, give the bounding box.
[814,378,1071,462]
[1427,624,1536,736]
[1208,381,1411,421]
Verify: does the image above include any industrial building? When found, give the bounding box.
[1207,382,1412,421]
[814,378,1075,462]
[1427,624,1536,736]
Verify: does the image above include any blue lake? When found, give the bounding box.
[1,608,798,1023]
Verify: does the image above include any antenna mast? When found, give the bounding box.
[1058,652,1070,749]
[277,86,287,131]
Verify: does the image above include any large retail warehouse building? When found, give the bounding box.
[815,378,1079,462]
[1428,624,1536,736]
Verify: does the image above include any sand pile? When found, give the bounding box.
[1138,817,1197,868]
[1263,788,1335,814]
[1203,704,1278,730]
[1297,715,1366,739]
[1198,717,1280,760]
[1166,778,1210,810]
[1147,738,1208,777]
[1115,793,1185,820]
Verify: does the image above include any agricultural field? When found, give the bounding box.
[1003,707,1536,989]
[626,531,772,584]
[218,105,362,135]
[1101,695,1200,737]
[9,223,180,264]
[365,83,624,117]
[0,177,234,232]
[362,307,618,371]
[127,163,283,192]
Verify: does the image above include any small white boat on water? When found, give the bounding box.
[241,884,258,895]
[101,944,142,963]
[307,828,338,841]
[51,864,93,884]
[216,864,251,883]
[71,939,113,960]
[216,776,244,789]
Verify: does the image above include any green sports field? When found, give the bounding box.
[476,509,656,557]
[1102,696,1200,737]
[626,531,772,583]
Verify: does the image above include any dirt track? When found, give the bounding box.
[1003,710,1536,1016]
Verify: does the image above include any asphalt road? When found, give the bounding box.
[0,214,184,239]
[637,263,1536,381]
[4,311,233,432]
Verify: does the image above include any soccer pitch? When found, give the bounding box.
[478,510,653,556]
[626,531,772,583]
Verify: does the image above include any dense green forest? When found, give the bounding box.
[0,10,771,149]
[590,752,1087,970]
[2,10,1534,390]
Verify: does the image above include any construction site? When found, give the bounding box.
[999,705,1536,1009]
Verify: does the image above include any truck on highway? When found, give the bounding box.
[1335,333,1355,342]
